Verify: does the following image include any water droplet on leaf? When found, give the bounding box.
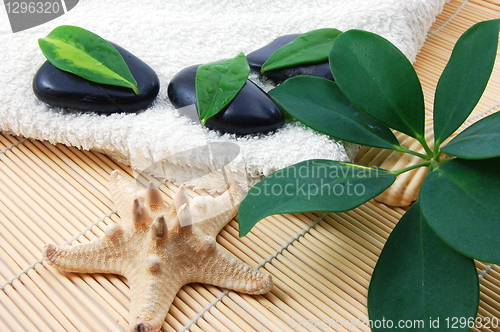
[215,65,228,73]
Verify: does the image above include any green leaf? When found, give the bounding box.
[420,157,500,263]
[268,76,402,150]
[329,30,425,142]
[261,28,342,73]
[195,52,250,125]
[441,111,500,159]
[238,159,396,237]
[368,202,479,332]
[433,19,500,147]
[38,25,139,94]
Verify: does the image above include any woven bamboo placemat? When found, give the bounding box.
[1,0,499,331]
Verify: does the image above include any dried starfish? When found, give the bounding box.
[43,170,273,332]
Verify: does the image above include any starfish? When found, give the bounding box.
[43,170,273,332]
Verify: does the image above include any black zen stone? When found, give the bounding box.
[167,64,284,135]
[246,34,333,83]
[33,43,159,114]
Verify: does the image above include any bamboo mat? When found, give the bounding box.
[1,0,500,331]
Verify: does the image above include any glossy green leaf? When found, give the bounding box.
[195,52,250,125]
[368,202,479,332]
[441,111,500,159]
[433,19,500,147]
[38,25,139,94]
[261,28,342,73]
[329,30,425,142]
[238,159,396,237]
[420,157,500,263]
[268,76,402,150]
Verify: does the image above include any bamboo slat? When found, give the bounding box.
[1,0,500,331]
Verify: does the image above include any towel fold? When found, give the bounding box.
[0,0,446,191]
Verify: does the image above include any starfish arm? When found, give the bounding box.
[109,170,143,226]
[194,244,273,295]
[192,183,245,238]
[126,266,184,332]
[43,237,127,275]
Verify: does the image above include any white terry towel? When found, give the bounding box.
[0,0,447,191]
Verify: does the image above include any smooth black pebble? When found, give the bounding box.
[246,34,333,83]
[33,43,160,114]
[167,64,284,135]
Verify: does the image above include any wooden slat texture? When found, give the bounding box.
[1,0,499,331]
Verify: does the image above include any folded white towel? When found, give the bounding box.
[0,0,446,191]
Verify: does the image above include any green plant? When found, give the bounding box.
[193,29,343,126]
[238,20,500,330]
[261,28,342,72]
[195,52,250,125]
[38,25,139,94]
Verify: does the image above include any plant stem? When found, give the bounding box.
[433,142,441,158]
[429,159,440,172]
[391,160,431,175]
[428,150,453,171]
[417,135,434,157]
[395,146,431,160]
